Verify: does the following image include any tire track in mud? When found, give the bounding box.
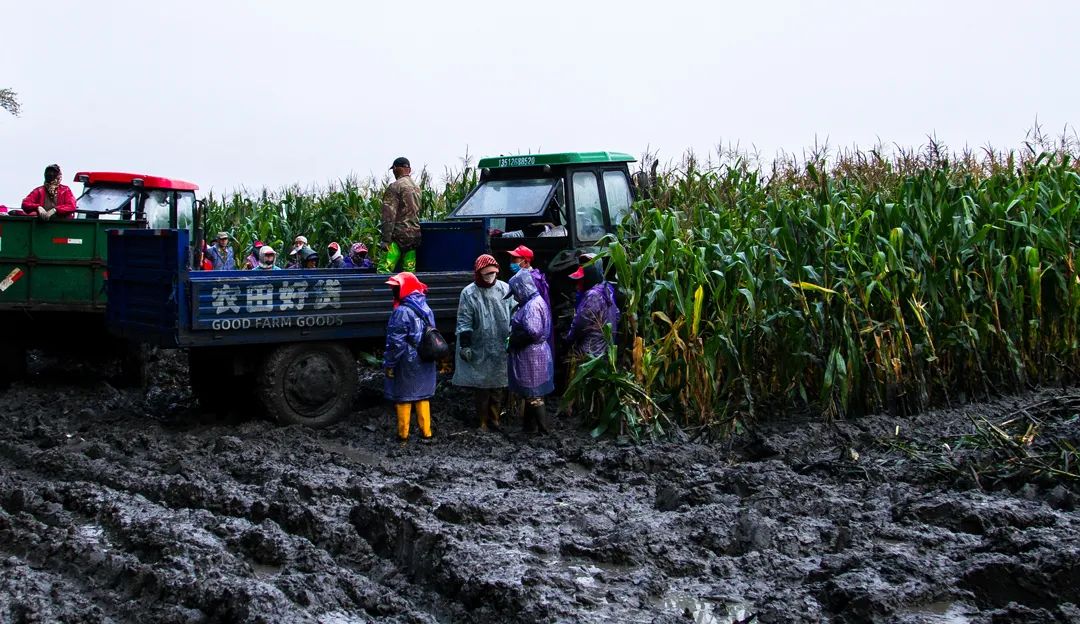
[2,357,1080,623]
[0,404,444,622]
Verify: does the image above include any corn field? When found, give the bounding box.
[204,137,1080,439]
[204,163,477,262]
[596,135,1080,438]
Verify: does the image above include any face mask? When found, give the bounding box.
[510,263,521,274]
[481,272,497,285]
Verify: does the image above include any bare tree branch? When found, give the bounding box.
[1,88,21,117]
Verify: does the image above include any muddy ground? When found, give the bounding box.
[0,351,1078,624]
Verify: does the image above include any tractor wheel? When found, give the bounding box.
[257,342,357,428]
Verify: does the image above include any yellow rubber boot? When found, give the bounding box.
[416,400,432,438]
[395,403,412,441]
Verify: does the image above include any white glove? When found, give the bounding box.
[39,209,52,221]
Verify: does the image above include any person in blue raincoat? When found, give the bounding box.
[452,254,512,431]
[507,270,555,433]
[205,232,236,270]
[383,272,437,441]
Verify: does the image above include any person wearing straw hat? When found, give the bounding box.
[205,232,236,270]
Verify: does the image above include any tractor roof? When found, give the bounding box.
[478,151,635,169]
[74,171,199,191]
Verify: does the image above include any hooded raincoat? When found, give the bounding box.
[507,271,554,397]
[452,280,512,388]
[383,274,437,402]
[567,265,620,357]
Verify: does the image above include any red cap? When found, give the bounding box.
[474,254,499,273]
[569,266,585,280]
[507,245,534,261]
[328,241,340,251]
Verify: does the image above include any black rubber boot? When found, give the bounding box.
[521,402,537,433]
[528,402,549,434]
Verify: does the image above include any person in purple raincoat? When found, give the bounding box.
[507,244,554,356]
[566,259,620,358]
[507,270,554,433]
[346,243,376,272]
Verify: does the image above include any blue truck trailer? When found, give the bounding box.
[105,152,639,427]
[106,221,484,427]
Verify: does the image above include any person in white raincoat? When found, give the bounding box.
[452,254,512,430]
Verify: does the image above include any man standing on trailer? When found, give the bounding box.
[378,156,422,273]
[206,232,236,270]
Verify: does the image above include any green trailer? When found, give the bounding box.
[0,218,143,310]
[0,171,201,386]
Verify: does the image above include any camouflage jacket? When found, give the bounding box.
[381,175,422,249]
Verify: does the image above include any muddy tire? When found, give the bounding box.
[257,342,357,428]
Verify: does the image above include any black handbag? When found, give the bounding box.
[402,301,450,362]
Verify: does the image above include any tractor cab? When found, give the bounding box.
[448,151,635,278]
[74,171,198,230]
[448,151,636,327]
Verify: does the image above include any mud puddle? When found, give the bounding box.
[0,351,1078,623]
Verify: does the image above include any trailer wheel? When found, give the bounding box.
[257,343,357,428]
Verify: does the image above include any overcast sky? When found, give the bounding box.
[2,0,1078,204]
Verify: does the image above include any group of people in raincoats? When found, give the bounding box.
[381,245,620,442]
[201,233,376,271]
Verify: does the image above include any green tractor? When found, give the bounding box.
[447,151,638,328]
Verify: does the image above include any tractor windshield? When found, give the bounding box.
[76,187,135,220]
[452,178,557,218]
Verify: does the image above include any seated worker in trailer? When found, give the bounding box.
[256,245,282,270]
[286,235,309,268]
[346,243,376,272]
[298,246,319,269]
[243,240,265,270]
[21,164,76,220]
[327,242,346,268]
